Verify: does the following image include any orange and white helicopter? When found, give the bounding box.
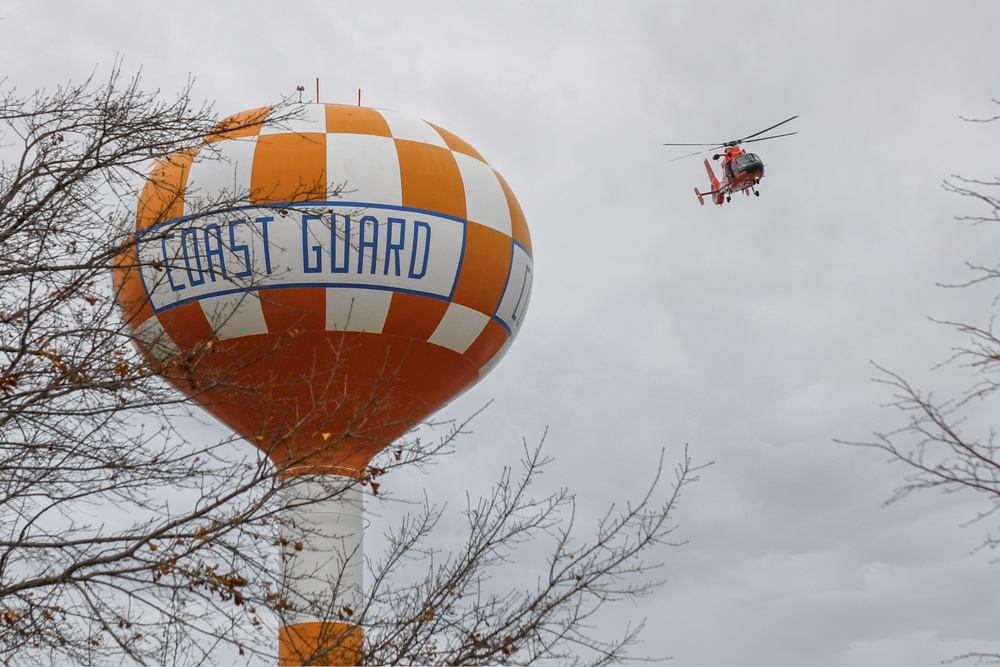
[664,116,798,205]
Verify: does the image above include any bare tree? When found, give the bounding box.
[844,103,1000,547]
[0,66,703,665]
[837,102,1000,666]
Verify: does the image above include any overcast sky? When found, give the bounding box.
[6,1,1000,664]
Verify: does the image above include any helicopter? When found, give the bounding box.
[664,116,798,206]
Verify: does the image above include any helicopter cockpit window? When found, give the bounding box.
[733,153,764,174]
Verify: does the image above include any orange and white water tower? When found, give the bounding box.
[114,103,532,665]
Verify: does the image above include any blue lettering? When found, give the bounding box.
[228,219,252,278]
[302,213,324,273]
[180,228,205,286]
[255,216,273,274]
[358,215,379,275]
[146,207,458,308]
[384,217,405,276]
[331,214,351,273]
[512,265,532,323]
[161,232,184,292]
[203,224,227,282]
[408,220,431,279]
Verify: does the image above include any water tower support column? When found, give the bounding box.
[278,475,364,666]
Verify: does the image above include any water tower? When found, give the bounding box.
[114,102,532,664]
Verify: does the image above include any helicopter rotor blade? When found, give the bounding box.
[737,115,799,143]
[664,116,798,158]
[667,149,711,163]
[741,130,798,145]
[662,141,725,147]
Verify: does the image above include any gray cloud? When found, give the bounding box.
[6,1,1000,663]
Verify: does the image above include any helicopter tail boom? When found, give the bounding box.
[701,158,724,205]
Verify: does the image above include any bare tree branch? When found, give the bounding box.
[844,107,1000,562]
